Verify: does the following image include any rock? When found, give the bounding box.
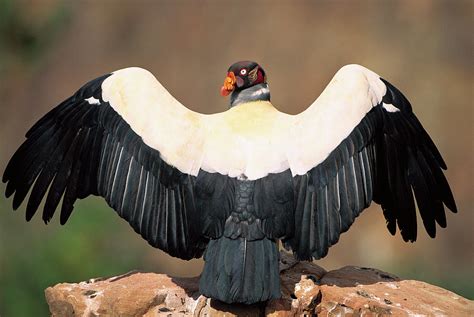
[316,265,473,316]
[45,252,473,316]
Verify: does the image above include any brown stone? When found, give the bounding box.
[45,252,473,316]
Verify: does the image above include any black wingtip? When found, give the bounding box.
[3,161,14,184]
[59,209,72,225]
[25,204,38,222]
[42,212,53,224]
[386,220,397,236]
[400,231,416,243]
[60,194,76,225]
[25,212,34,222]
[450,204,458,214]
[444,193,458,214]
[437,217,448,229]
[12,192,25,211]
[439,159,448,171]
[424,221,437,238]
[5,181,15,198]
[404,234,417,243]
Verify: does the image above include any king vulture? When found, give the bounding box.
[3,61,457,304]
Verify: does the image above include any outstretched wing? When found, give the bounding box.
[283,65,457,261]
[2,67,207,259]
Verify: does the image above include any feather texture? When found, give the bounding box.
[285,78,456,261]
[199,236,280,304]
[3,74,207,260]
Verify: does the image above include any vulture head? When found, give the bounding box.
[220,61,270,107]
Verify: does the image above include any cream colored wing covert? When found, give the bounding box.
[103,68,290,181]
[102,67,206,176]
[281,64,456,260]
[285,64,388,176]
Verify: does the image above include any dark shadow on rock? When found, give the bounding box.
[319,265,401,288]
[209,299,266,316]
[170,275,201,300]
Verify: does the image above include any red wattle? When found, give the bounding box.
[220,86,231,96]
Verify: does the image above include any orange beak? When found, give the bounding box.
[220,71,236,96]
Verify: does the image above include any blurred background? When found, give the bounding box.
[0,0,472,315]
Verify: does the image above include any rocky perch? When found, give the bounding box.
[45,252,472,316]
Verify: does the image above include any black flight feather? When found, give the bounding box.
[2,73,208,260]
[286,77,456,260]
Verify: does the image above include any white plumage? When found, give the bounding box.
[102,64,390,179]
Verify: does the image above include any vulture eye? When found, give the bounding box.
[240,69,247,75]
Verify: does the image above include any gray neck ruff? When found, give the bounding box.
[230,83,271,107]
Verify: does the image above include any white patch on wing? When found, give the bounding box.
[85,96,101,105]
[100,65,390,180]
[102,67,206,177]
[286,64,387,176]
[383,102,400,112]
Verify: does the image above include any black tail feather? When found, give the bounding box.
[199,236,280,304]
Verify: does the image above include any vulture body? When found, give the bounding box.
[3,61,457,304]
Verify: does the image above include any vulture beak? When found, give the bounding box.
[220,71,236,96]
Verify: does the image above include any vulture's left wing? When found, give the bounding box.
[3,67,208,259]
[283,65,457,260]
